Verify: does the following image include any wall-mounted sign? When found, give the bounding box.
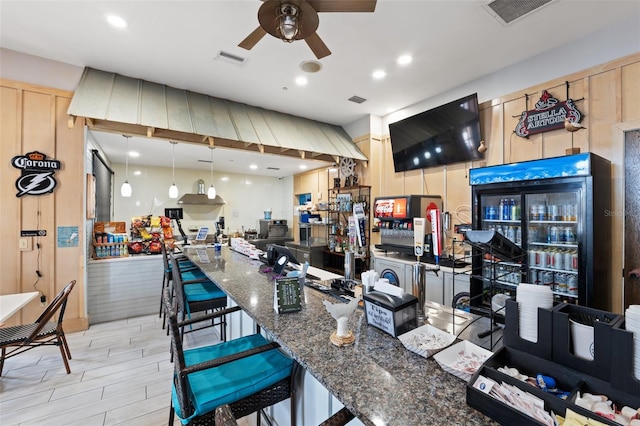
[514,90,582,138]
[11,151,61,197]
[21,230,47,237]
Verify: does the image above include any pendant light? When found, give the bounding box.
[120,135,132,197]
[168,141,179,199]
[207,146,216,199]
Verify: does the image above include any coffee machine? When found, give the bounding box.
[374,195,442,259]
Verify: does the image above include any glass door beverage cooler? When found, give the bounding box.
[468,153,611,310]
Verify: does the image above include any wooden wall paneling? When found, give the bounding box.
[444,162,471,256]
[382,139,404,196]
[368,138,384,247]
[479,102,503,166]
[565,78,588,154]
[19,90,56,322]
[589,70,619,165]
[0,86,22,317]
[403,168,425,195]
[55,95,86,328]
[621,61,640,122]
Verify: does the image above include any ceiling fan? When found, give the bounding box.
[238,0,377,59]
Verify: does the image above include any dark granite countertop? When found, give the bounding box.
[184,246,498,426]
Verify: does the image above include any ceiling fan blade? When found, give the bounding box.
[307,0,377,13]
[238,26,267,50]
[305,32,331,59]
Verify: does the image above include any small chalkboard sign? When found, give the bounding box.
[274,277,302,314]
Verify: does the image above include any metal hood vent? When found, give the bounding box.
[177,193,226,205]
[67,68,367,164]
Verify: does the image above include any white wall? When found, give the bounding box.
[111,162,292,236]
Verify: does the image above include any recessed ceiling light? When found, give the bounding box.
[372,70,386,80]
[128,151,140,158]
[250,164,258,170]
[300,60,322,73]
[295,76,308,86]
[106,14,127,28]
[397,54,412,65]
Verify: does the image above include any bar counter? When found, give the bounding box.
[185,247,497,426]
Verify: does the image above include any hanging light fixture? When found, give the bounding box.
[168,141,179,199]
[276,3,300,42]
[120,135,132,197]
[207,146,217,199]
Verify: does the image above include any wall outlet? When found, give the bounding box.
[19,237,32,251]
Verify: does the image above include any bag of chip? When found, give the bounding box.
[148,240,162,253]
[150,216,161,228]
[163,227,174,239]
[138,227,152,241]
[160,215,171,228]
[128,241,144,254]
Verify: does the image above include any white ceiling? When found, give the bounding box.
[2,0,639,177]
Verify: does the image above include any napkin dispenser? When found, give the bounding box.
[364,291,418,337]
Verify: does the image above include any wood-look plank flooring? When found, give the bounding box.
[0,314,247,426]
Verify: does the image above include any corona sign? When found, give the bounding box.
[11,151,61,197]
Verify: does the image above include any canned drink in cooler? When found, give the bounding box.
[556,273,568,293]
[548,226,559,243]
[571,251,579,271]
[549,204,559,221]
[528,249,538,266]
[529,269,539,285]
[542,270,554,288]
[564,226,576,244]
[539,250,547,268]
[567,274,578,296]
[554,250,564,271]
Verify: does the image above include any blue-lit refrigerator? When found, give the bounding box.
[468,153,611,310]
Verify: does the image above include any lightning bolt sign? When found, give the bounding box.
[16,172,56,197]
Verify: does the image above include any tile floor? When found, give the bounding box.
[0,314,244,426]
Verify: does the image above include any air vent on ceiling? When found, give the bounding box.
[215,50,247,65]
[348,95,367,104]
[482,0,553,26]
[267,167,280,170]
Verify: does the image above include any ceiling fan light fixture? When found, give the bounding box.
[277,3,300,42]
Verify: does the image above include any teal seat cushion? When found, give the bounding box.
[180,269,206,282]
[183,280,225,301]
[172,334,293,423]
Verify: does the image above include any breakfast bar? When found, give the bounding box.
[184,246,498,425]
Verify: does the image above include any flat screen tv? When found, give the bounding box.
[389,93,484,172]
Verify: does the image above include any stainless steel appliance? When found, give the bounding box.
[259,219,288,239]
[374,195,442,258]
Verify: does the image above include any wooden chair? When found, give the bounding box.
[0,280,76,376]
[163,289,297,425]
[170,252,228,342]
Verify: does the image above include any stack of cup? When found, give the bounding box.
[625,305,640,379]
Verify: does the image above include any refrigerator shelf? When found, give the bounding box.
[529,266,577,274]
[482,219,520,224]
[528,242,578,248]
[481,258,522,268]
[529,220,578,224]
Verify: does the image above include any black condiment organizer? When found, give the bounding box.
[551,303,622,382]
[503,298,553,360]
[467,301,637,425]
[610,320,640,395]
